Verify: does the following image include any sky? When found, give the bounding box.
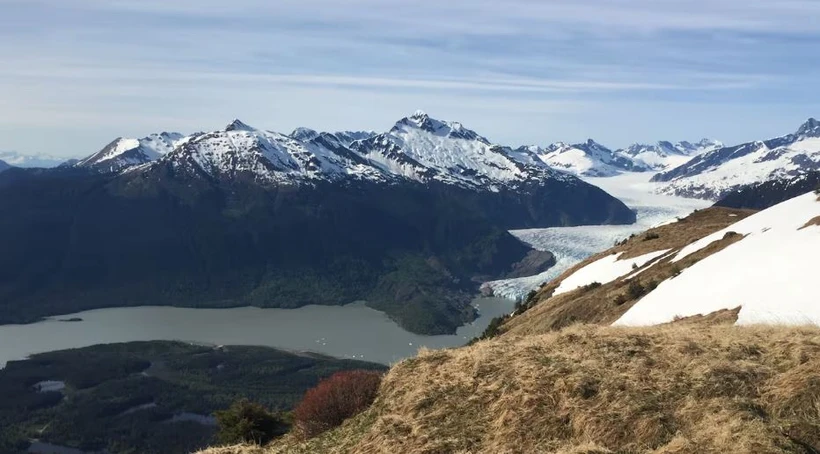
[1,0,820,159]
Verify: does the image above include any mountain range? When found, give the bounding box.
[68,111,603,192]
[0,112,634,335]
[0,150,68,168]
[653,118,820,199]
[518,138,722,177]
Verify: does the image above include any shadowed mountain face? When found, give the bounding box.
[0,114,634,335]
[714,171,820,210]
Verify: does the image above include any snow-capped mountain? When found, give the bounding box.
[618,139,722,171]
[75,131,185,172]
[653,118,820,200]
[331,130,377,146]
[522,138,720,177]
[161,119,388,184]
[0,151,68,168]
[615,190,820,326]
[152,111,574,190]
[289,128,376,146]
[0,111,636,338]
[536,139,647,176]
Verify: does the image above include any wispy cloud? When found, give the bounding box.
[0,0,818,156]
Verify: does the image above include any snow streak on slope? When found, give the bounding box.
[553,249,670,296]
[483,173,710,300]
[615,192,820,326]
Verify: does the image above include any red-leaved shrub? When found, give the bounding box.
[293,369,383,439]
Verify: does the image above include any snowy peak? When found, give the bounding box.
[146,111,570,189]
[332,130,377,146]
[654,118,820,200]
[535,139,639,177]
[75,132,185,172]
[529,135,722,177]
[290,127,320,142]
[390,111,490,144]
[161,121,397,184]
[615,139,722,172]
[796,117,820,138]
[224,119,255,132]
[576,139,616,159]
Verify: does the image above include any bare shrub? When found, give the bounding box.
[293,370,383,439]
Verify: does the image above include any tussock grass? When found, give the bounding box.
[200,324,820,454]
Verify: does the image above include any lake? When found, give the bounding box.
[0,298,515,368]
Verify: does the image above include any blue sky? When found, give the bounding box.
[1,0,820,158]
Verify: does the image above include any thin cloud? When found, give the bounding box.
[0,0,817,156]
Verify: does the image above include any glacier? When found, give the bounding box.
[483,172,710,300]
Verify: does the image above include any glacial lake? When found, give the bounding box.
[0,298,515,368]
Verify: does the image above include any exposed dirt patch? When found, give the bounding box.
[799,215,820,230]
[667,306,741,326]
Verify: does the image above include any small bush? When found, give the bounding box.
[215,399,289,445]
[643,232,660,241]
[581,282,602,292]
[632,262,638,270]
[670,264,682,277]
[613,294,628,306]
[293,370,383,439]
[627,280,646,300]
[513,289,542,317]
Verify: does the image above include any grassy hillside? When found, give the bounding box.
[197,202,820,453]
[201,324,820,454]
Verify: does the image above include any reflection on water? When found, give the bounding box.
[0,298,515,367]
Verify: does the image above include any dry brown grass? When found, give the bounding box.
[200,324,820,454]
[664,307,741,326]
[799,215,820,230]
[502,207,754,337]
[615,207,754,260]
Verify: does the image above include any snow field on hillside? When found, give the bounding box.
[615,191,820,326]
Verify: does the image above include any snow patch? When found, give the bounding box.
[554,249,670,296]
[615,192,820,326]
